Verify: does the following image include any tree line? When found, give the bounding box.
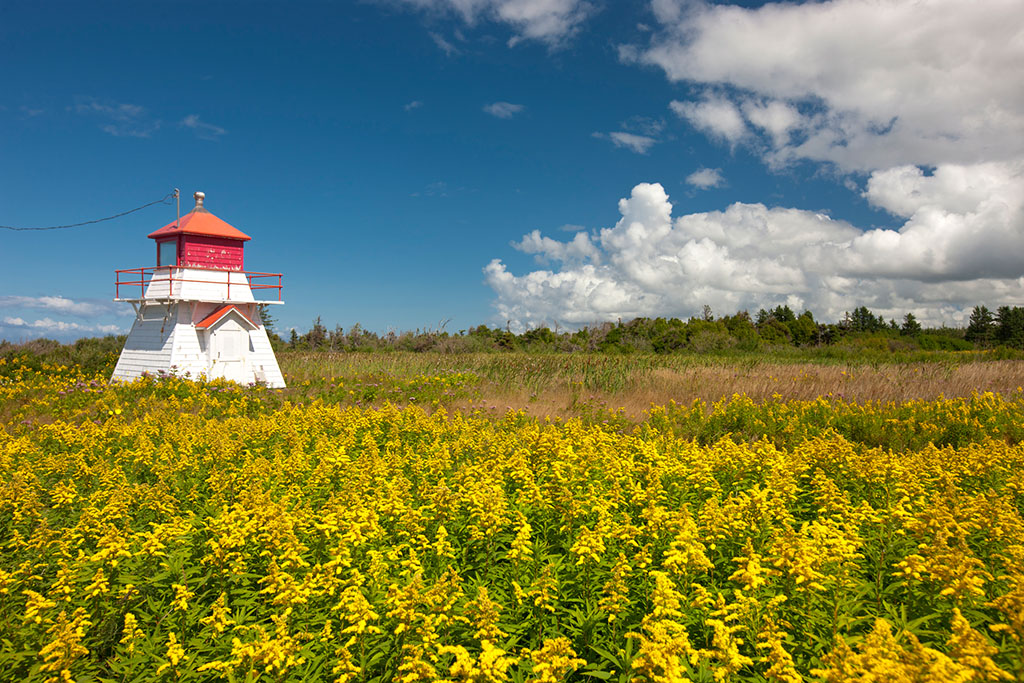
[261,304,1024,354]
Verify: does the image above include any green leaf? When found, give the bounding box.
[589,645,623,668]
[581,671,613,680]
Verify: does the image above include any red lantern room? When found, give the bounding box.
[147,192,251,271]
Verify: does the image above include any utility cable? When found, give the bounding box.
[0,191,177,231]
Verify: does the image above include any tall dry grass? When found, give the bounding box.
[596,361,1024,417]
[279,352,1024,418]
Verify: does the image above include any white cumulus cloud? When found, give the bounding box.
[686,167,723,189]
[485,181,1024,330]
[514,228,601,264]
[842,160,1024,282]
[741,99,802,150]
[670,95,746,145]
[626,0,1024,171]
[485,0,1023,331]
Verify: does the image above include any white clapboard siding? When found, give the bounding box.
[110,305,175,381]
[248,326,286,387]
[168,314,210,381]
[112,291,286,388]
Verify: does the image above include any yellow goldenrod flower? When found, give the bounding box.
[525,637,586,683]
[200,593,236,634]
[171,582,194,612]
[119,613,144,654]
[465,585,505,643]
[38,608,91,683]
[155,631,186,676]
[24,589,57,624]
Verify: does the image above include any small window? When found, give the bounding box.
[158,240,177,267]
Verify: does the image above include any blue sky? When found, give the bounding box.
[2,0,1022,341]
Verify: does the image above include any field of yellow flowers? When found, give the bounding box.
[2,356,1024,682]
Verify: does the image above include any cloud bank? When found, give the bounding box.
[626,0,1024,171]
[0,295,110,317]
[2,317,123,335]
[486,169,1024,330]
[487,0,1024,329]
[0,296,126,342]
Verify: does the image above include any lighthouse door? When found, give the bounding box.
[212,321,247,383]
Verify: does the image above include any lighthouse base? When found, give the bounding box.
[112,301,286,388]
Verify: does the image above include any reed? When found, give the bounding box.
[278,352,1024,418]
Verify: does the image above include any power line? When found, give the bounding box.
[0,191,177,231]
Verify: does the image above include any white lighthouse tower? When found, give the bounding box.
[111,191,286,387]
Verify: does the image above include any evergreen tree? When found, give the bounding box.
[307,317,327,350]
[851,306,876,332]
[772,305,796,323]
[901,313,922,336]
[257,303,277,333]
[965,305,995,346]
[253,305,281,349]
[996,306,1024,348]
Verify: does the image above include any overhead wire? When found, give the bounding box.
[0,191,177,231]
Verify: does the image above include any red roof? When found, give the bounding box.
[148,209,251,241]
[195,305,258,329]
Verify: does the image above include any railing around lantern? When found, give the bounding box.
[114,267,283,302]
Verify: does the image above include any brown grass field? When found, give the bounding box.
[279,352,1024,419]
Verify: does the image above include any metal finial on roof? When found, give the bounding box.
[194,191,205,211]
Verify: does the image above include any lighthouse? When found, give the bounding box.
[111,191,286,387]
